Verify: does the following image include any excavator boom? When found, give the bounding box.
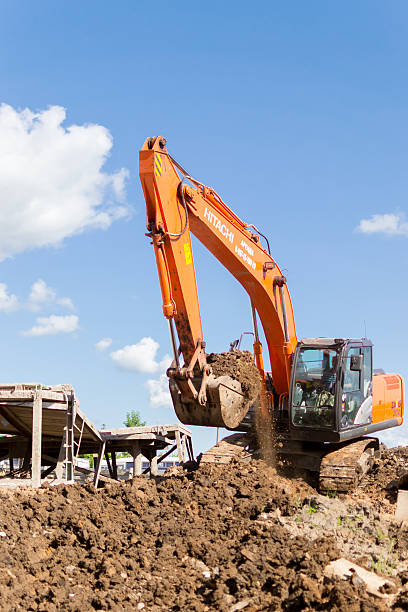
[140,136,296,399]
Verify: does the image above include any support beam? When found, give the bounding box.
[55,438,65,481]
[111,449,118,480]
[186,436,195,462]
[175,430,184,463]
[182,434,187,463]
[131,443,142,477]
[32,390,43,488]
[41,464,56,479]
[150,452,158,477]
[94,440,106,488]
[105,451,113,479]
[157,444,177,465]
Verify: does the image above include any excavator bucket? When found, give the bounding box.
[169,373,250,429]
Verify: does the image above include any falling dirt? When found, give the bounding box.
[2,450,408,611]
[206,351,276,465]
[254,386,276,467]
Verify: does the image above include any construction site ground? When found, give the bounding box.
[0,447,408,610]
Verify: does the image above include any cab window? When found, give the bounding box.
[291,347,337,429]
[344,347,360,392]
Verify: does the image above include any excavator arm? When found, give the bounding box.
[140,136,297,426]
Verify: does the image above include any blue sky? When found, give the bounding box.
[0,1,407,452]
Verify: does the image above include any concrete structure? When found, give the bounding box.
[0,383,193,488]
[100,424,194,480]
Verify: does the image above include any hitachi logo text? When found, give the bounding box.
[204,208,234,243]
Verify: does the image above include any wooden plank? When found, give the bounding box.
[32,391,43,488]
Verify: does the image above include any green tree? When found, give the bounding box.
[123,410,146,428]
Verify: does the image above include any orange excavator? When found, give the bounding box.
[139,136,404,491]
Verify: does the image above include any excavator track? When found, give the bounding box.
[318,438,380,493]
[200,433,254,464]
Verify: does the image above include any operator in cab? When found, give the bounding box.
[292,349,338,428]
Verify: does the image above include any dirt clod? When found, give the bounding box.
[207,350,262,408]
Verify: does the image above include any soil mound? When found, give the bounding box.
[0,458,398,611]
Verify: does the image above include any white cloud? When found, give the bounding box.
[0,283,19,312]
[111,337,173,407]
[21,314,79,337]
[357,213,408,236]
[110,337,164,373]
[28,279,56,309]
[56,297,75,311]
[27,279,75,312]
[0,103,129,261]
[146,373,173,409]
[95,337,112,352]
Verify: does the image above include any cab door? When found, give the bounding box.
[340,345,373,429]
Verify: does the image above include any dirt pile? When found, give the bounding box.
[359,446,408,507]
[207,351,262,409]
[1,457,405,611]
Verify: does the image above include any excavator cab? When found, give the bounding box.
[288,338,376,442]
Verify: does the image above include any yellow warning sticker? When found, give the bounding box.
[184,242,192,265]
[154,153,162,177]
